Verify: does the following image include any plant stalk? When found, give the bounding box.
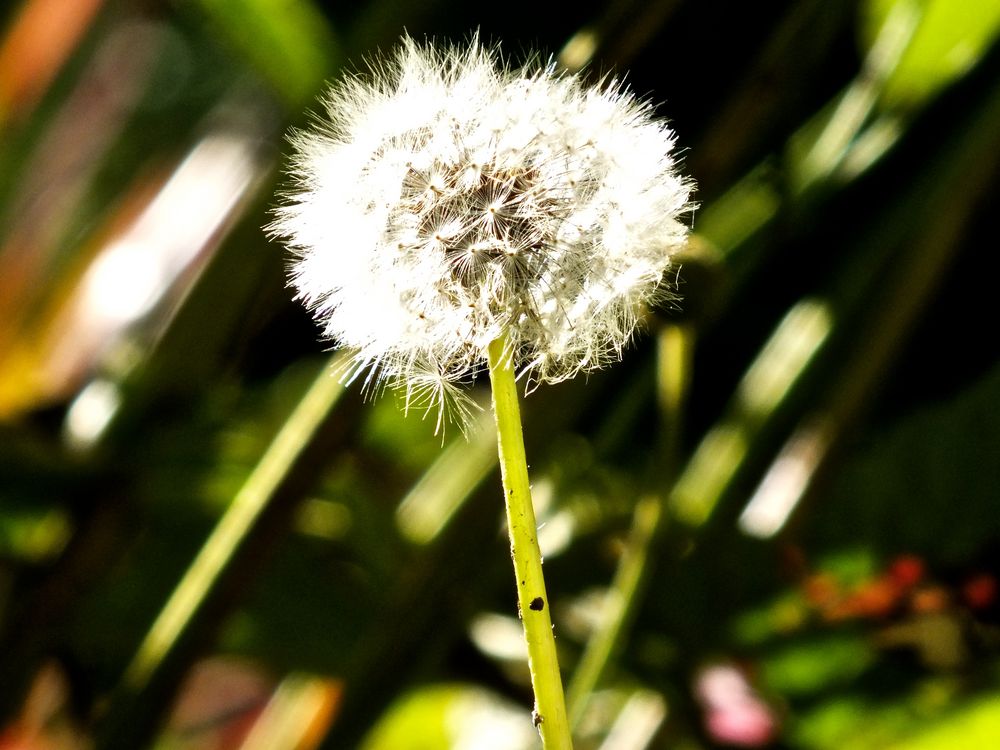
[566,322,694,726]
[487,334,572,750]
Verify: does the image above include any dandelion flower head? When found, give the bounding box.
[271,35,693,423]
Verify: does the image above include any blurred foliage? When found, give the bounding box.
[1,0,999,749]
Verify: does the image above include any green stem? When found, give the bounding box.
[566,323,694,727]
[487,334,572,750]
[565,494,661,726]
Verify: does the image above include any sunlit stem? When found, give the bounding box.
[487,333,572,750]
[566,323,694,727]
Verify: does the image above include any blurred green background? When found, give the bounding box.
[1,0,999,748]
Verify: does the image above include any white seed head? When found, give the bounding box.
[270,34,694,426]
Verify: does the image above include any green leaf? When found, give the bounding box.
[863,0,1000,107]
[890,694,1000,749]
[193,0,340,108]
[359,684,535,750]
[762,636,874,697]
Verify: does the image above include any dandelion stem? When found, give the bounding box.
[487,333,573,750]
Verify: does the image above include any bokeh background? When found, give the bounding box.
[1,0,999,748]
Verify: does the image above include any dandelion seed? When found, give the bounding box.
[269,34,694,427]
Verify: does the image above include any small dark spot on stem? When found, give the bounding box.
[532,710,543,727]
[529,597,544,611]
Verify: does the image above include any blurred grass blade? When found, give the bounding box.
[596,689,667,750]
[558,0,683,72]
[395,408,496,545]
[887,694,1000,749]
[741,73,1000,537]
[96,354,352,748]
[120,360,345,691]
[567,324,694,726]
[794,0,920,191]
[194,0,339,109]
[670,300,833,528]
[696,164,781,259]
[239,673,342,750]
[864,0,1000,107]
[0,0,106,127]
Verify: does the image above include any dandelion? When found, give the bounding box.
[270,34,694,749]
[270,34,693,427]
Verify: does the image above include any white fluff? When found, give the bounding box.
[270,35,694,427]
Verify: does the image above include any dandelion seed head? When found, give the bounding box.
[270,34,694,425]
